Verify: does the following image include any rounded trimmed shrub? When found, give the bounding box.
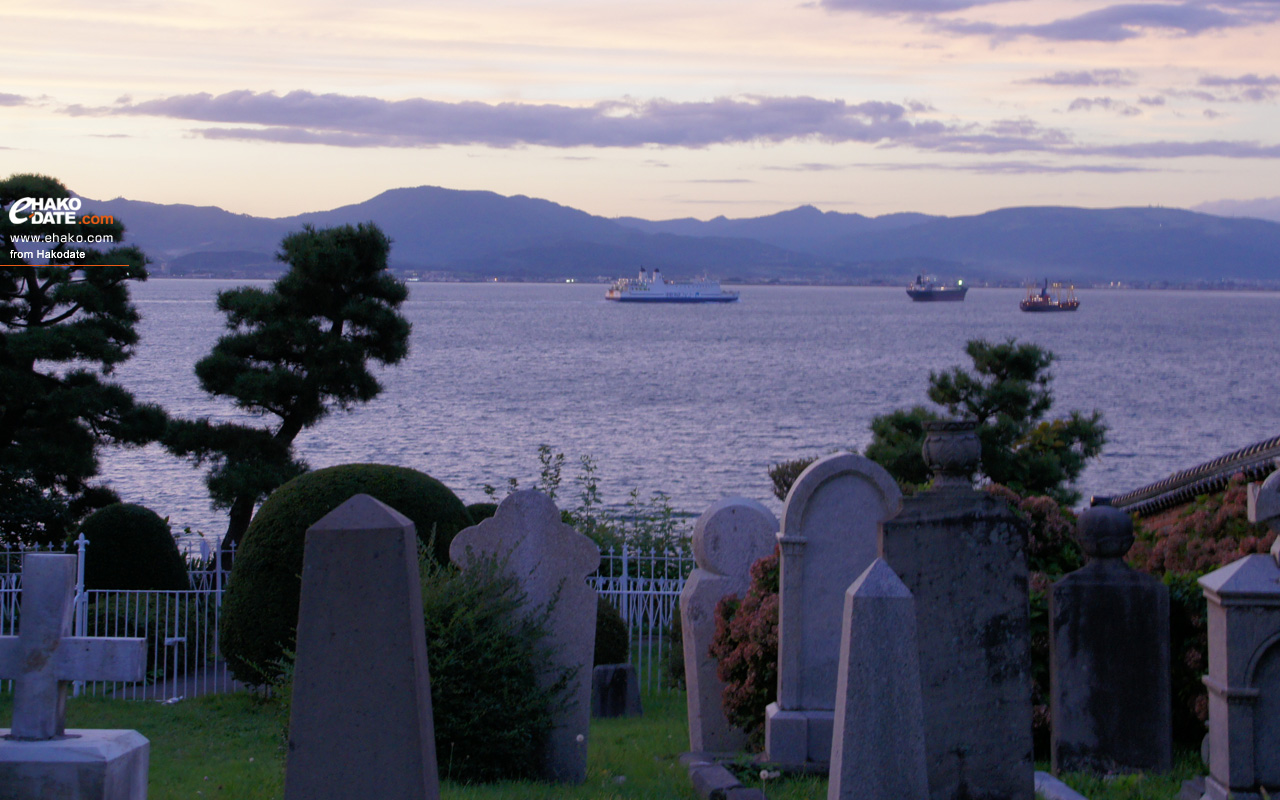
[220,463,474,685]
[594,596,629,666]
[466,502,498,523]
[77,503,189,591]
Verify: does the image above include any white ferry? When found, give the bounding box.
[605,269,739,303]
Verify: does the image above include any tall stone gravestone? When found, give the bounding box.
[284,495,440,800]
[449,490,600,784]
[880,420,1034,800]
[680,497,777,753]
[1194,469,1280,800]
[828,558,929,800]
[1050,499,1172,774]
[0,554,148,800]
[764,454,903,766]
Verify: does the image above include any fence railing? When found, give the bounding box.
[1,540,695,698]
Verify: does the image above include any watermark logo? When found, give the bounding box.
[8,197,114,226]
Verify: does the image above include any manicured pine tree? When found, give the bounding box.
[165,222,411,552]
[0,173,167,544]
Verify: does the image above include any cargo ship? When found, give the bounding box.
[907,275,967,302]
[605,269,739,303]
[1020,280,1079,312]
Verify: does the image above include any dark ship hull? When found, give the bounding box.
[907,286,968,302]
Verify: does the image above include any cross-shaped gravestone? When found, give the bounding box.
[0,554,145,740]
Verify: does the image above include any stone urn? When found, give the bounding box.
[922,419,981,490]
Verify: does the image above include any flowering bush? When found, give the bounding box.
[1127,472,1275,742]
[709,547,779,745]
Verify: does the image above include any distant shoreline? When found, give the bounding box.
[146,274,1280,292]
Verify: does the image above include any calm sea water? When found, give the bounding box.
[96,280,1280,546]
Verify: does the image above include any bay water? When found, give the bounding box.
[96,280,1280,547]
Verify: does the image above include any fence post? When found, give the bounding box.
[620,546,630,625]
[72,532,90,697]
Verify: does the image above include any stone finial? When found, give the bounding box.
[1076,501,1135,560]
[921,419,981,490]
[1246,467,1280,565]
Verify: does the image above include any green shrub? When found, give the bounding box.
[421,551,571,783]
[465,502,498,523]
[77,503,189,591]
[664,601,685,690]
[594,596,630,666]
[219,463,473,686]
[709,546,779,745]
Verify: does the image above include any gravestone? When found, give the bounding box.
[764,454,903,766]
[0,554,149,800]
[1050,499,1171,774]
[283,494,439,800]
[828,558,928,800]
[449,490,600,784]
[1193,470,1280,800]
[591,663,642,718]
[680,497,777,753]
[880,420,1034,800]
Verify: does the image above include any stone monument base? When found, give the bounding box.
[763,703,832,766]
[0,729,149,800]
[1201,775,1274,800]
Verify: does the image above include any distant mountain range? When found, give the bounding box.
[81,186,1280,285]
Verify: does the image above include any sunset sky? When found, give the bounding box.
[5,0,1280,220]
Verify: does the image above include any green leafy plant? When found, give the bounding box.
[219,463,473,686]
[421,549,573,783]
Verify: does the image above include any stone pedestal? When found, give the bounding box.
[880,420,1034,800]
[1050,501,1171,774]
[0,729,149,800]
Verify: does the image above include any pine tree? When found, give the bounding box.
[0,173,166,544]
[867,338,1106,504]
[165,222,411,551]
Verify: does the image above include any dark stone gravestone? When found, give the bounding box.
[1050,499,1172,774]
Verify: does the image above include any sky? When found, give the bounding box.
[5,0,1280,221]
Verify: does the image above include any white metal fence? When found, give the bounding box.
[1,540,694,698]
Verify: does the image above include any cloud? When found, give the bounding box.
[935,3,1264,42]
[820,0,1008,11]
[64,88,1280,163]
[1067,97,1144,116]
[0,93,28,106]
[1196,73,1280,101]
[1022,69,1136,87]
[856,160,1156,174]
[69,90,955,149]
[1138,95,1167,106]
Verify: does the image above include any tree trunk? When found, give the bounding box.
[222,494,256,557]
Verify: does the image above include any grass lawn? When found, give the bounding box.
[0,691,1200,800]
[0,690,827,800]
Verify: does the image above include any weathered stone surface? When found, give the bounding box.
[828,559,928,800]
[880,420,1034,800]
[0,554,149,800]
[450,490,600,784]
[284,494,439,800]
[1050,502,1172,774]
[591,663,643,718]
[765,454,902,766]
[681,497,777,753]
[0,730,149,800]
[0,555,146,740]
[1197,547,1280,800]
